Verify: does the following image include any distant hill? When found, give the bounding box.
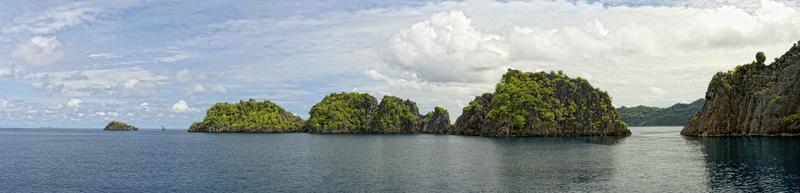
[617,99,705,126]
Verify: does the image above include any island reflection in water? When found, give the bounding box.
[0,127,797,192]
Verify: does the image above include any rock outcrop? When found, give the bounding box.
[188,99,304,133]
[452,69,629,136]
[370,96,422,133]
[682,41,800,136]
[421,107,450,134]
[104,121,138,131]
[306,92,379,133]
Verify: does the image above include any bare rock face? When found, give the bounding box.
[682,41,800,136]
[421,107,450,134]
[451,69,629,136]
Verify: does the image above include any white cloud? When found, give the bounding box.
[66,98,82,108]
[26,68,168,96]
[10,36,65,66]
[171,100,191,113]
[0,66,24,79]
[3,5,99,34]
[175,69,226,94]
[139,102,150,112]
[385,11,509,83]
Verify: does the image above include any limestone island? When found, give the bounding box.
[306,93,446,134]
[189,69,629,136]
[104,121,139,131]
[188,99,304,133]
[451,69,629,136]
[683,41,800,136]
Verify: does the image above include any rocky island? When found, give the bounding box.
[306,92,379,133]
[104,121,139,131]
[617,99,704,126]
[683,41,800,136]
[190,70,629,137]
[188,99,304,133]
[451,69,629,136]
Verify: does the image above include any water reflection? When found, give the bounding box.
[487,136,623,192]
[691,137,800,192]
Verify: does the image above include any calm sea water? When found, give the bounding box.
[0,127,798,192]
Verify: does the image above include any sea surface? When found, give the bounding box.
[0,127,798,192]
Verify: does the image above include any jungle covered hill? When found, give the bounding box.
[617,99,704,126]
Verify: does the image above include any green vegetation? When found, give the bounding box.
[104,121,138,131]
[481,69,625,132]
[617,99,705,126]
[769,95,782,105]
[307,92,378,133]
[784,112,800,122]
[370,95,421,132]
[756,51,766,64]
[189,99,304,132]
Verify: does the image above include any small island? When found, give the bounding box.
[104,121,139,131]
[188,99,304,133]
[683,41,800,136]
[451,69,629,136]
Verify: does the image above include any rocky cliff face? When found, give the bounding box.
[683,41,800,136]
[370,96,422,133]
[188,99,304,133]
[104,121,138,131]
[452,69,629,136]
[306,93,379,133]
[421,107,450,134]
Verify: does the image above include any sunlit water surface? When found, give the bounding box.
[0,127,797,192]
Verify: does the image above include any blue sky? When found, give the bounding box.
[1,0,800,128]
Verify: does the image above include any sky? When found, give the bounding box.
[1,0,800,129]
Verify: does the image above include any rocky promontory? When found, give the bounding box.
[104,121,139,131]
[421,107,450,134]
[188,99,304,133]
[683,41,800,136]
[452,69,630,136]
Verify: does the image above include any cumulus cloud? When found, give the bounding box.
[175,69,226,94]
[171,100,191,113]
[66,98,82,108]
[369,0,800,112]
[385,11,509,83]
[10,36,65,66]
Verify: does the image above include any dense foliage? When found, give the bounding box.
[455,69,628,136]
[617,99,705,126]
[307,92,378,133]
[370,95,421,133]
[188,99,304,133]
[104,121,138,131]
